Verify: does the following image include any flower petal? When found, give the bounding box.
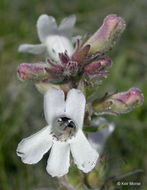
[88,118,115,154]
[66,89,86,129]
[18,44,46,54]
[44,88,65,125]
[70,130,98,173]
[59,15,76,38]
[16,126,52,164]
[46,142,70,177]
[37,14,57,42]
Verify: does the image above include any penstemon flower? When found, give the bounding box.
[18,14,76,62]
[16,88,98,177]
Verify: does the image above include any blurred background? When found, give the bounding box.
[0,0,147,189]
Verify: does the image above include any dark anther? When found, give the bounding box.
[58,117,76,128]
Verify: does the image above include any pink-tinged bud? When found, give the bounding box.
[112,88,144,108]
[85,14,126,54]
[83,56,112,75]
[92,88,144,115]
[17,63,49,81]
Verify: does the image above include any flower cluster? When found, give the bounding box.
[16,14,143,178]
[17,14,125,87]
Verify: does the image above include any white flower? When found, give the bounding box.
[88,117,115,154]
[16,88,98,177]
[18,15,76,62]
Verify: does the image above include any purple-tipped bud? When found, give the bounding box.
[83,56,112,75]
[85,14,126,54]
[92,88,144,115]
[17,63,49,81]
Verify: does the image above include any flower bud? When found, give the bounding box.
[17,63,49,81]
[92,88,144,115]
[83,56,111,75]
[85,14,126,54]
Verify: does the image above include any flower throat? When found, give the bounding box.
[51,117,76,142]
